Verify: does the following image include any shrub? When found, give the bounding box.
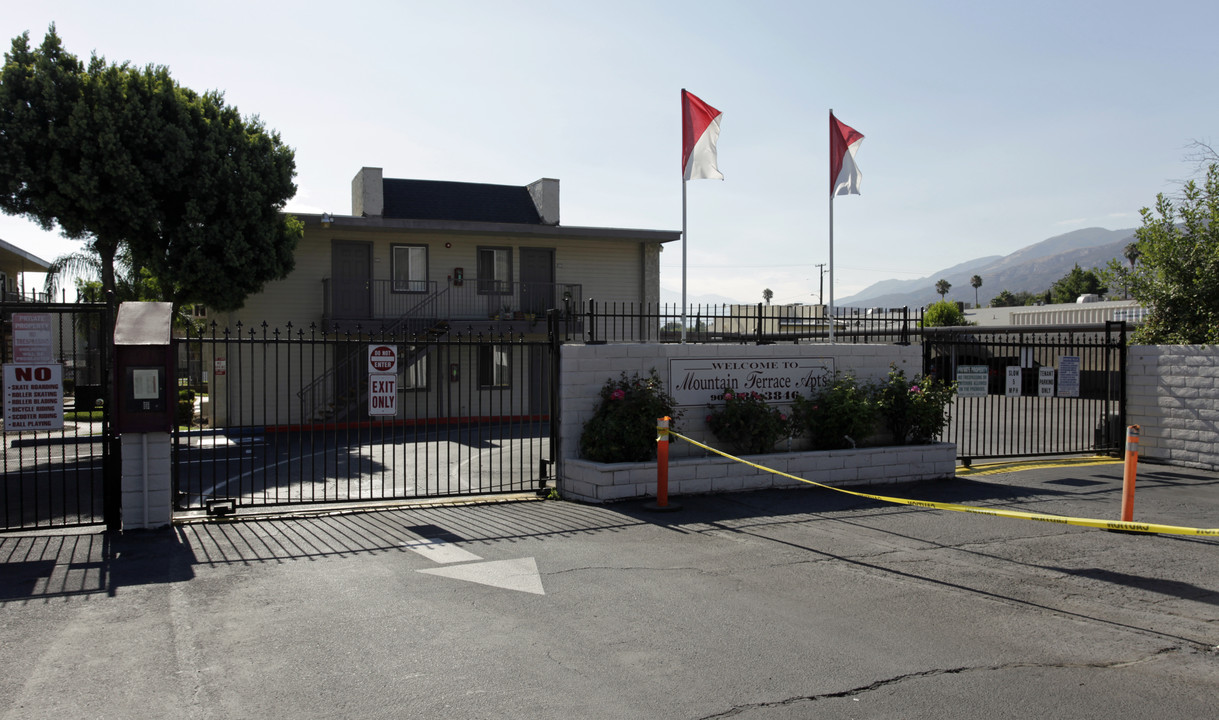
[922,299,970,327]
[177,388,197,427]
[874,366,956,444]
[580,370,681,462]
[790,373,877,449]
[706,389,792,455]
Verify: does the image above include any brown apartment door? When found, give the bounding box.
[332,240,372,319]
[519,248,555,315]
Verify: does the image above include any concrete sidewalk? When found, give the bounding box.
[2,457,1217,719]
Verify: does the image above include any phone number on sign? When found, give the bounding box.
[715,390,806,403]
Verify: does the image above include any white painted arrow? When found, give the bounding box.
[417,557,545,595]
[403,535,545,595]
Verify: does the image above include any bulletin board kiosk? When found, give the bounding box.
[113,302,175,529]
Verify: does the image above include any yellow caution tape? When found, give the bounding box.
[956,457,1121,477]
[664,431,1219,537]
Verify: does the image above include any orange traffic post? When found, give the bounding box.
[644,416,681,512]
[1121,425,1140,522]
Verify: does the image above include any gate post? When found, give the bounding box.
[113,302,176,530]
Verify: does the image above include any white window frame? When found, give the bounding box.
[392,244,428,293]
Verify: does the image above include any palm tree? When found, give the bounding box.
[970,275,983,307]
[1122,242,1142,300]
[1124,242,1141,269]
[935,279,951,300]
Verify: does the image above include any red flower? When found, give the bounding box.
[611,389,626,400]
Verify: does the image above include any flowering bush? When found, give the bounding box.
[875,366,956,445]
[580,370,681,462]
[790,373,877,450]
[706,389,793,455]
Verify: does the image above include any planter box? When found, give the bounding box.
[560,443,956,504]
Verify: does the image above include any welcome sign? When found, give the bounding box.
[669,356,835,407]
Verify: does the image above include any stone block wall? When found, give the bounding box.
[1126,345,1219,470]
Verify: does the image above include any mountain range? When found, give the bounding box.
[837,227,1138,309]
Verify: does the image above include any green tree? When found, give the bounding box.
[935,279,951,299]
[1049,264,1107,304]
[0,26,302,312]
[922,299,968,326]
[989,289,1017,307]
[762,288,773,305]
[988,290,1043,308]
[1102,163,1219,343]
[969,275,982,307]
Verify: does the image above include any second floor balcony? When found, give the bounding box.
[322,278,583,334]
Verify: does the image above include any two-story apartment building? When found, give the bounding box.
[205,168,681,426]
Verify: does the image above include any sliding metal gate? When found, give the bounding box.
[173,321,557,513]
[1,301,114,531]
[923,322,1126,464]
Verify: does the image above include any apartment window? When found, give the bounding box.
[478,344,511,388]
[477,247,511,295]
[392,245,428,293]
[402,347,429,390]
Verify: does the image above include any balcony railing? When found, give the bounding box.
[322,279,583,330]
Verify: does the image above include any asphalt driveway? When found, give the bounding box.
[2,458,1216,719]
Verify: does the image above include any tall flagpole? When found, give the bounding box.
[681,177,688,343]
[828,109,835,343]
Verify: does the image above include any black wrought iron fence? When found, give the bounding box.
[1,300,113,531]
[581,301,920,345]
[172,319,557,512]
[923,322,1127,462]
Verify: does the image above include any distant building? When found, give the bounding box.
[0,238,51,301]
[965,299,1144,328]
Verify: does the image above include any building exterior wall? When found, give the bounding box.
[965,300,1141,327]
[1126,345,1219,470]
[222,228,655,329]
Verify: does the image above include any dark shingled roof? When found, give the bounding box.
[381,178,542,224]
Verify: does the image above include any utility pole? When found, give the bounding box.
[815,263,826,306]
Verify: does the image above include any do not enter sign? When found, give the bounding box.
[368,345,398,374]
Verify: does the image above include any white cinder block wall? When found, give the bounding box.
[557,342,922,467]
[1126,345,1219,470]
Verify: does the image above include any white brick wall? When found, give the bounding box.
[1126,345,1219,470]
[562,444,957,503]
[120,432,173,529]
[557,342,938,501]
[559,342,921,463]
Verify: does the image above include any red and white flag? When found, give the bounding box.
[830,112,864,197]
[681,89,724,181]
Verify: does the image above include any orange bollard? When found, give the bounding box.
[645,416,681,512]
[1121,425,1139,522]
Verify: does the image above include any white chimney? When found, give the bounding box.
[352,167,384,217]
[527,178,559,226]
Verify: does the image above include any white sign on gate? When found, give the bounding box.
[11,313,53,364]
[956,365,989,397]
[3,363,64,430]
[368,374,398,416]
[368,345,398,374]
[1038,366,1056,397]
[1057,355,1081,398]
[1005,366,1022,397]
[368,344,399,417]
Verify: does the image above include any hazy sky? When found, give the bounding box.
[2,0,1216,305]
